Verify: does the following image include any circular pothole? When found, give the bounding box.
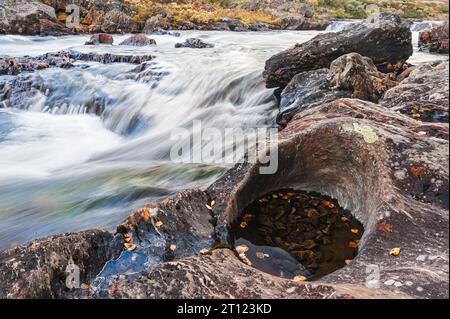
[229,189,364,280]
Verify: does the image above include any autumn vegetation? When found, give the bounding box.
[123,0,449,25]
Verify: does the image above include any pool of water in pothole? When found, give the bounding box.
[229,189,364,281]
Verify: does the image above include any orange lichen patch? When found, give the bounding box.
[377,222,393,237]
[409,166,430,176]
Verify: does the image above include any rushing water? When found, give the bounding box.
[0,28,446,250]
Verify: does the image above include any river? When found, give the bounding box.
[0,28,446,250]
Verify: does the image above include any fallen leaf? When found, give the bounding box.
[409,166,429,176]
[272,194,278,199]
[235,244,249,254]
[124,243,137,251]
[255,251,269,259]
[322,201,335,208]
[169,244,177,252]
[240,221,248,228]
[293,275,307,282]
[390,247,401,256]
[200,248,210,255]
[348,241,358,249]
[205,204,213,210]
[351,228,359,234]
[239,253,252,266]
[155,220,163,228]
[210,200,215,207]
[345,259,353,265]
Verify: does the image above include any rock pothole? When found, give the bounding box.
[229,189,364,280]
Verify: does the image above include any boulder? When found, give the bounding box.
[119,34,156,46]
[419,20,449,54]
[263,13,412,90]
[175,38,214,49]
[0,0,71,35]
[328,53,398,102]
[277,53,398,125]
[99,10,139,33]
[85,33,114,45]
[381,60,449,122]
[143,15,171,33]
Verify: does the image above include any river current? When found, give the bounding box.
[0,27,445,250]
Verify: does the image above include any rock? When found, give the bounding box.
[85,33,114,45]
[277,53,398,126]
[143,15,170,33]
[277,68,351,126]
[419,21,449,54]
[0,230,121,298]
[263,13,412,90]
[119,34,156,46]
[0,0,71,35]
[99,10,139,34]
[68,51,153,64]
[328,53,398,102]
[175,38,214,49]
[381,60,449,122]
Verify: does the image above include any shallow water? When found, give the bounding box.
[0,29,446,250]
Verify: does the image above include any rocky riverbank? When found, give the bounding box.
[0,12,449,299]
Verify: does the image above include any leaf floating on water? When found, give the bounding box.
[345,259,353,265]
[199,248,210,255]
[390,247,401,256]
[169,244,177,252]
[321,201,335,208]
[205,204,213,210]
[210,200,215,207]
[348,241,358,249]
[155,220,163,228]
[255,251,269,259]
[124,243,137,251]
[235,244,249,254]
[240,221,248,228]
[351,228,359,234]
[239,253,252,266]
[272,194,278,199]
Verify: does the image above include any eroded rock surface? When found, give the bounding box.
[0,230,121,298]
[381,60,449,122]
[263,13,412,90]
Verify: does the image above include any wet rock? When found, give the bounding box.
[0,230,121,298]
[84,33,114,45]
[381,60,449,122]
[119,34,156,46]
[175,38,214,49]
[0,56,48,75]
[68,51,153,64]
[0,0,71,35]
[277,68,351,126]
[419,20,449,54]
[263,13,412,90]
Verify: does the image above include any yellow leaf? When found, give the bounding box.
[200,248,210,255]
[155,220,163,228]
[293,275,307,282]
[235,244,249,254]
[351,228,359,234]
[345,259,353,265]
[240,221,248,228]
[390,247,401,256]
